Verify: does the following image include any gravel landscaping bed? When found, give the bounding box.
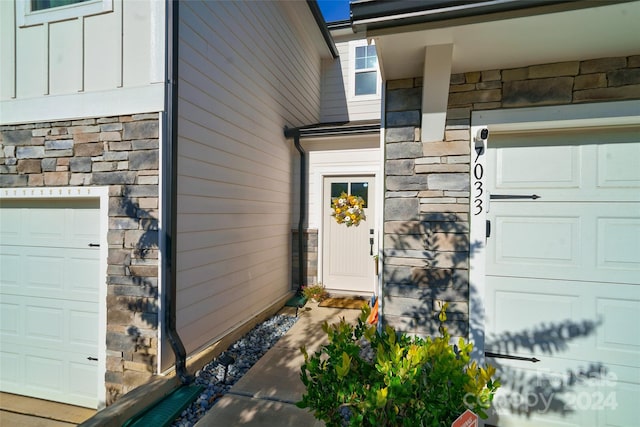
[171,313,298,427]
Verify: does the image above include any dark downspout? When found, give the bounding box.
[163,0,191,384]
[284,127,306,294]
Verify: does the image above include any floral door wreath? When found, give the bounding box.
[331,192,366,227]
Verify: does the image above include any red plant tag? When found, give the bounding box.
[451,409,478,427]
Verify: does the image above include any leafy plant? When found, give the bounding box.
[302,283,330,302]
[297,304,500,426]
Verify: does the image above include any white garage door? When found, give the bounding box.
[484,127,640,427]
[0,199,101,408]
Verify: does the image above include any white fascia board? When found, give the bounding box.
[472,100,640,132]
[0,84,165,125]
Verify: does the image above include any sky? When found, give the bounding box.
[317,0,350,22]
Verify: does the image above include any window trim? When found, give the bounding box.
[17,0,112,27]
[348,39,381,101]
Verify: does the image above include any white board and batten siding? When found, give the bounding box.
[321,37,382,123]
[0,0,164,124]
[174,1,328,366]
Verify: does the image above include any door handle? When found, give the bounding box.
[490,194,540,200]
[485,351,539,363]
[369,238,374,256]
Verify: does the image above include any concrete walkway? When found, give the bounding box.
[195,303,362,427]
[0,393,95,426]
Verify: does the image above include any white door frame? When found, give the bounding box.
[322,174,377,294]
[307,149,382,292]
[469,100,640,363]
[0,186,109,409]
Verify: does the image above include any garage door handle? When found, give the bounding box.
[490,194,540,200]
[485,351,539,363]
[87,357,98,361]
[88,243,100,247]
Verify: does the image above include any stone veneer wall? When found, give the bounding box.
[0,113,160,404]
[292,229,319,288]
[382,55,640,339]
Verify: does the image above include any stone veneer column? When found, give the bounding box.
[0,114,160,404]
[381,54,639,340]
[383,78,471,339]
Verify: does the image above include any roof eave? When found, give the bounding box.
[350,0,626,33]
[307,0,339,58]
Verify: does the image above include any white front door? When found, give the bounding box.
[484,127,640,427]
[0,199,101,408]
[322,176,376,295]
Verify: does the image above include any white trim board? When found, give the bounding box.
[472,100,640,132]
[0,186,109,409]
[0,84,164,125]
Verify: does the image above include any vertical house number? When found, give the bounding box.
[473,144,485,215]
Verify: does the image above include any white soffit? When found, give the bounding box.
[373,1,640,79]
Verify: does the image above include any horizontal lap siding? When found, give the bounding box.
[321,39,381,122]
[176,1,322,356]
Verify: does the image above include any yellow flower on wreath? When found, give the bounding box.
[331,192,366,227]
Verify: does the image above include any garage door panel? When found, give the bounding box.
[487,277,590,359]
[0,199,99,248]
[597,217,640,270]
[70,361,100,397]
[489,361,638,427]
[69,307,100,346]
[596,296,640,355]
[1,336,98,407]
[69,252,101,294]
[2,294,98,354]
[2,245,99,301]
[0,302,19,335]
[0,252,19,285]
[25,304,64,342]
[491,289,581,338]
[603,380,640,427]
[0,350,21,386]
[496,144,580,189]
[597,142,640,188]
[495,215,579,266]
[489,203,640,284]
[26,253,66,290]
[26,354,64,392]
[490,137,640,202]
[488,278,639,367]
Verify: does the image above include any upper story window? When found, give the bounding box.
[17,0,112,27]
[355,45,378,96]
[31,0,90,11]
[349,40,381,100]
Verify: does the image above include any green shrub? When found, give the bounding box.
[302,283,329,302]
[297,304,500,426]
